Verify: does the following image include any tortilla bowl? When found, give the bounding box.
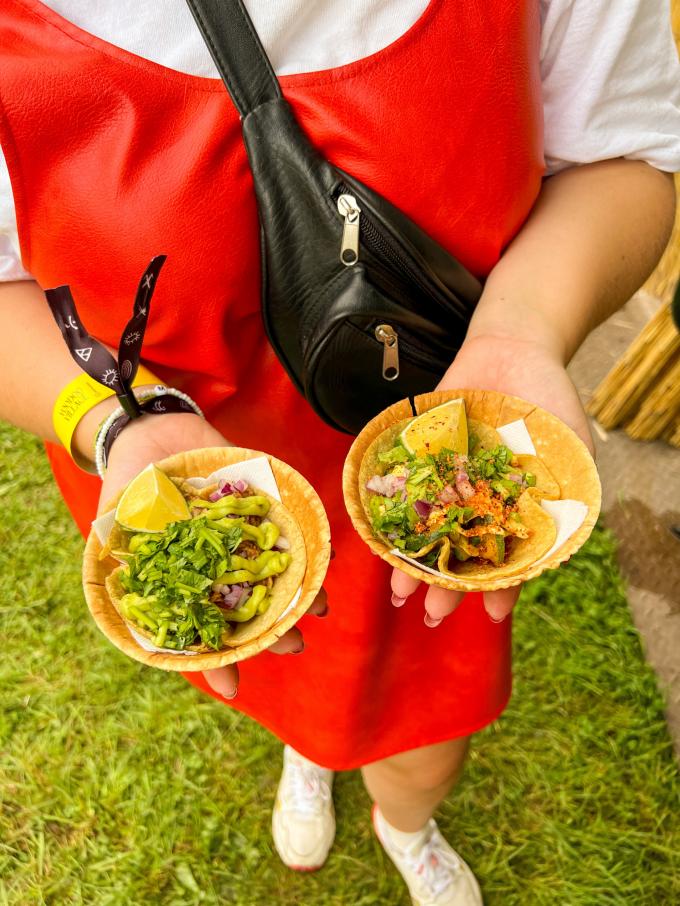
[342,389,601,592]
[83,447,331,671]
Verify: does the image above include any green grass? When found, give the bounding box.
[0,422,678,906]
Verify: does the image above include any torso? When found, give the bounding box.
[0,0,542,768]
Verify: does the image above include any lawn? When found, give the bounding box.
[0,423,678,906]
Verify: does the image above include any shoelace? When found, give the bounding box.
[403,825,462,898]
[282,759,331,818]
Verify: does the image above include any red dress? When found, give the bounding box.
[0,0,543,770]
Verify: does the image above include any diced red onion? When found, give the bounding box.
[387,532,398,541]
[508,473,522,483]
[209,478,249,501]
[220,584,249,610]
[233,589,253,610]
[274,535,290,551]
[366,473,407,498]
[438,484,461,505]
[413,499,433,518]
[455,470,475,500]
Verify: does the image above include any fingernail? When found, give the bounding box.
[391,593,408,608]
[424,613,442,628]
[488,614,507,624]
[291,643,305,655]
[205,672,237,699]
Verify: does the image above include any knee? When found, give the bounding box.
[388,761,457,796]
[377,741,468,795]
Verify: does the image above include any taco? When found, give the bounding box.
[359,400,557,580]
[102,469,306,652]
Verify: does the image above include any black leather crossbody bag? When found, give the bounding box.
[186,0,483,434]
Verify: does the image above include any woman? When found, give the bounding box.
[1,1,678,903]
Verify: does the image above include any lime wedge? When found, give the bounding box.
[115,464,190,532]
[400,399,468,457]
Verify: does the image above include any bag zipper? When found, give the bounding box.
[374,324,400,381]
[372,322,447,382]
[337,194,361,266]
[334,186,452,384]
[334,185,437,297]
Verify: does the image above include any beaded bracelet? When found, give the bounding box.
[94,385,204,478]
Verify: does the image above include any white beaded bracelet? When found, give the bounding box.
[94,385,204,478]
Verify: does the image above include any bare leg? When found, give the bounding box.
[361,737,470,832]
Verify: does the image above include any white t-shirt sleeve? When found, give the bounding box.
[0,146,32,280]
[541,0,680,174]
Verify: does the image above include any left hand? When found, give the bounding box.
[390,333,594,624]
[98,412,329,700]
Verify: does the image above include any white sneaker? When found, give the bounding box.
[272,745,335,871]
[372,805,483,906]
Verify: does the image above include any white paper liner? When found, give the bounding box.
[92,456,302,656]
[536,499,589,563]
[496,419,537,456]
[389,419,586,579]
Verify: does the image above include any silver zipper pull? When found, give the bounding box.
[337,193,361,266]
[375,324,400,381]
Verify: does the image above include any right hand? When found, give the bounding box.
[390,333,594,626]
[96,411,329,699]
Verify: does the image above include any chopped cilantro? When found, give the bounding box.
[467,444,514,482]
[422,548,440,567]
[407,467,433,486]
[377,444,412,464]
[120,517,243,650]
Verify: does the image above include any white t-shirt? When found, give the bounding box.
[1,0,680,281]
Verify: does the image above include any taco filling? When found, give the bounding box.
[107,474,297,651]
[362,404,558,576]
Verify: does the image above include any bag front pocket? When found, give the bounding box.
[302,268,461,433]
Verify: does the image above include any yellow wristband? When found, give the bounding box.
[52,364,161,460]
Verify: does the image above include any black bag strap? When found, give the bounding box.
[184,0,282,116]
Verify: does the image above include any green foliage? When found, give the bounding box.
[0,423,678,905]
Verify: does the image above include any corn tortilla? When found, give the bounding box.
[512,453,561,501]
[436,491,556,580]
[468,418,502,453]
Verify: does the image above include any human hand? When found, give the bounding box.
[390,333,594,624]
[98,412,328,698]
[98,411,232,514]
